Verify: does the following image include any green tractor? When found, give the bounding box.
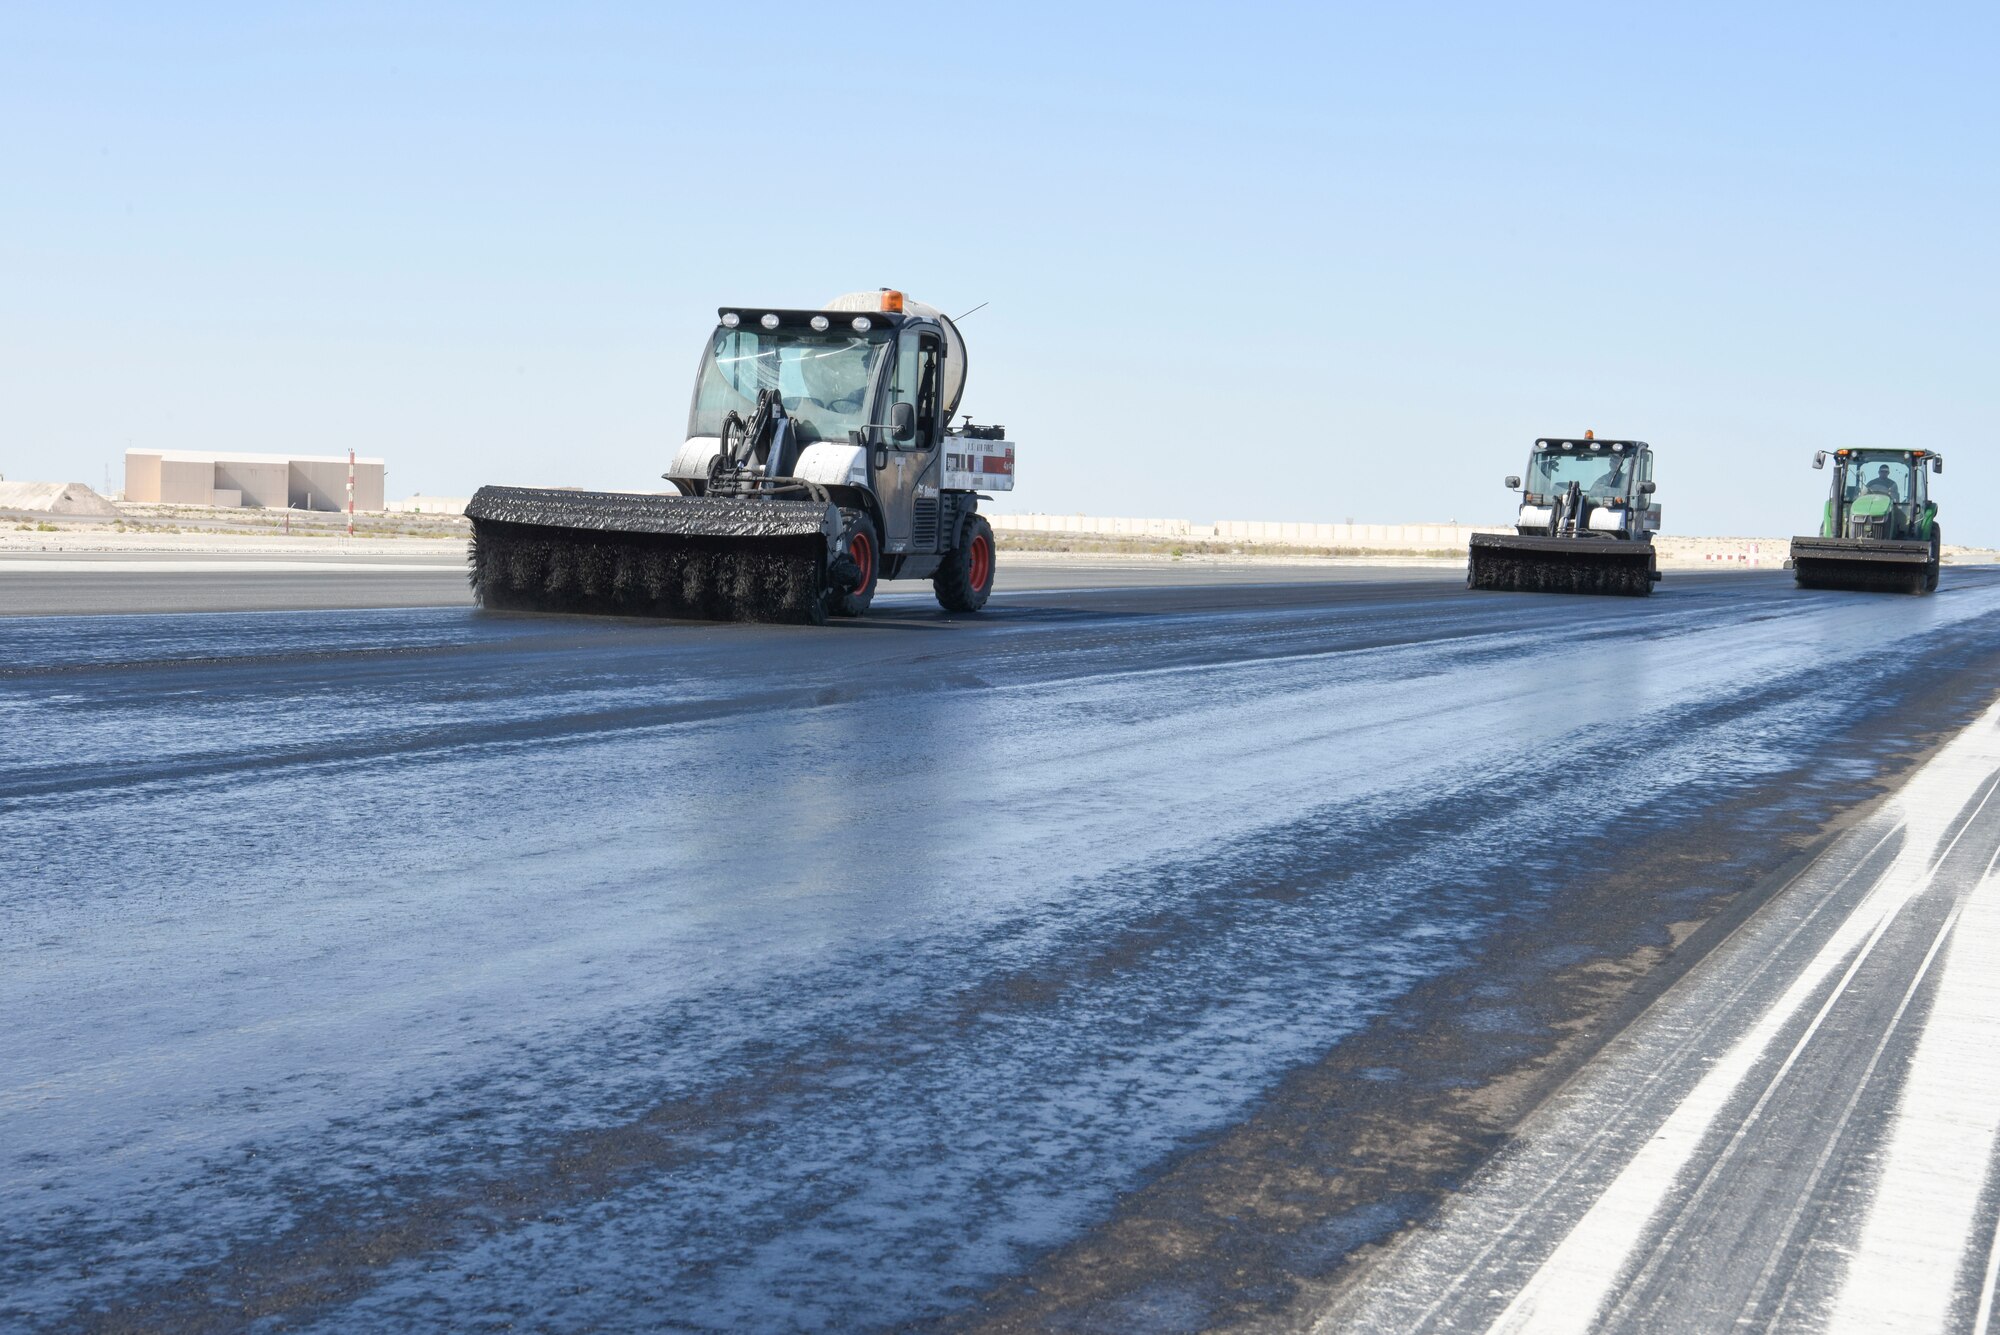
[1789,447,1944,594]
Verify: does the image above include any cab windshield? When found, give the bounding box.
[1526,448,1639,502]
[687,329,889,444]
[1838,453,1915,505]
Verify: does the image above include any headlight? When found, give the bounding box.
[851,316,872,332]
[760,313,780,330]
[720,312,740,329]
[810,315,830,332]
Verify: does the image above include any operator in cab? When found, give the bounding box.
[1863,463,1901,501]
[1588,456,1629,501]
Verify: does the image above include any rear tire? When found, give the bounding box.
[828,514,879,618]
[934,514,995,613]
[1925,528,1941,593]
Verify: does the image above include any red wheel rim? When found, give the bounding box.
[850,532,874,595]
[969,533,992,591]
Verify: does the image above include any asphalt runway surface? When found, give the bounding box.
[6,563,2000,1332]
[0,550,475,615]
[0,551,1437,616]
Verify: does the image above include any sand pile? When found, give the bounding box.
[0,481,122,517]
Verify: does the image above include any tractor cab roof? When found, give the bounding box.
[1826,446,1945,473]
[1533,437,1650,453]
[714,307,938,336]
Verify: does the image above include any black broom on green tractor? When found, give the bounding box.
[465,290,1013,624]
[1789,448,1943,594]
[1469,435,1662,596]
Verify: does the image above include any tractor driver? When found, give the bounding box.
[1587,456,1629,501]
[797,341,874,417]
[1863,464,1901,501]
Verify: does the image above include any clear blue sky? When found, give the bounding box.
[3,4,1994,539]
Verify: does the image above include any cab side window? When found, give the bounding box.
[888,331,940,450]
[914,335,940,451]
[888,327,940,447]
[889,332,918,414]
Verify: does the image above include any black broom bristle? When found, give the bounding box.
[469,522,831,624]
[1793,559,1928,595]
[1468,547,1656,597]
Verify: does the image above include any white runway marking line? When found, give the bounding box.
[1827,824,2000,1332]
[1977,1207,2000,1335]
[1619,784,2000,1329]
[1481,703,2000,1335]
[1341,825,1903,1335]
[1745,877,1981,1328]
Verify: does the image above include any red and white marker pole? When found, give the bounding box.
[347,448,355,538]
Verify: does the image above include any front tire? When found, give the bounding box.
[829,513,880,618]
[934,514,995,613]
[1925,528,1941,593]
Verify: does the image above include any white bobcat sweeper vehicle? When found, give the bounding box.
[1469,433,1662,596]
[465,290,1015,623]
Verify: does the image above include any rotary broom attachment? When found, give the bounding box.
[1468,533,1659,597]
[1790,538,1934,595]
[466,485,844,624]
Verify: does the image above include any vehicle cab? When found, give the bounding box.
[1816,447,1942,542]
[666,290,1012,579]
[1506,437,1659,540]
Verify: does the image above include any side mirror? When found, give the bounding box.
[1504,475,1521,490]
[1933,457,1944,474]
[888,401,917,444]
[1640,480,1657,495]
[1812,451,1827,470]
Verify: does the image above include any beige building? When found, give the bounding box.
[124,450,386,512]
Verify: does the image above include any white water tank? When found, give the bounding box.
[823,291,966,421]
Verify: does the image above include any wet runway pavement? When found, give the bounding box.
[6,566,2000,1331]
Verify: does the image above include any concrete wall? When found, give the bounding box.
[1213,520,1496,549]
[290,460,385,513]
[213,459,289,509]
[1655,536,1785,568]
[124,452,162,503]
[987,514,1973,567]
[990,513,1503,551]
[159,460,215,505]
